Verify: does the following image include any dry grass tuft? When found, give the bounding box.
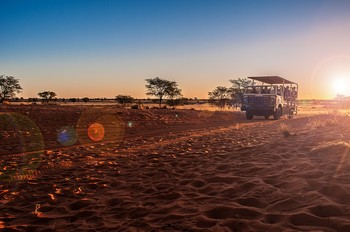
[310,141,350,157]
[305,107,350,129]
[307,118,325,128]
[311,141,350,152]
[307,114,344,129]
[327,108,341,117]
[279,124,292,137]
[324,117,339,126]
[235,123,240,130]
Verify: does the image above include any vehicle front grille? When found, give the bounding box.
[245,95,272,105]
[255,96,263,105]
[263,96,270,105]
[248,96,254,104]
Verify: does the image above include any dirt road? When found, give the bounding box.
[2,105,350,231]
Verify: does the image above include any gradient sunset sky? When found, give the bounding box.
[2,0,350,99]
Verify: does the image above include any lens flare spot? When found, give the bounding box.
[77,108,125,146]
[0,112,44,181]
[88,123,105,142]
[127,121,133,127]
[57,126,77,146]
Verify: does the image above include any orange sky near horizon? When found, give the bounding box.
[12,54,350,100]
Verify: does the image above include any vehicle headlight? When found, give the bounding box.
[270,96,276,104]
[243,97,248,104]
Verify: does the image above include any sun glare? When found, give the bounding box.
[332,76,350,96]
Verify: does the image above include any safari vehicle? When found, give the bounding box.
[241,76,298,120]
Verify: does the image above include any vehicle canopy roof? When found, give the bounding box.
[248,76,297,85]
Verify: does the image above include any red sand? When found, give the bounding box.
[1,105,350,231]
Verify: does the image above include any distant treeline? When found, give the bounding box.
[8,98,350,104]
[8,97,210,104]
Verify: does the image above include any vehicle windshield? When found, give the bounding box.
[244,84,298,101]
[244,85,275,94]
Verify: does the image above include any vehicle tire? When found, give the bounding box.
[246,111,253,120]
[264,115,270,120]
[273,107,281,120]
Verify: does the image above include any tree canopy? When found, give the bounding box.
[116,94,134,107]
[229,77,252,106]
[82,97,90,103]
[0,75,23,102]
[208,86,232,109]
[38,91,57,103]
[145,77,182,108]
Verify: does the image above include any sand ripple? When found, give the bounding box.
[2,106,350,231]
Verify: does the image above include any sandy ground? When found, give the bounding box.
[1,105,350,231]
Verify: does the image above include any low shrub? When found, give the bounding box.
[279,124,291,137]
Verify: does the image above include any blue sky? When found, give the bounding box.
[2,0,350,99]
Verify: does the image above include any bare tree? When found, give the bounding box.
[0,75,23,102]
[208,86,232,109]
[145,77,182,108]
[38,91,57,103]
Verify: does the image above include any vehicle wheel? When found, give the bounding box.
[273,107,281,120]
[264,115,270,120]
[246,111,253,120]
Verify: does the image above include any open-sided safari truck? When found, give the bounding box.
[241,76,298,120]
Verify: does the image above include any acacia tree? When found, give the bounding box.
[82,97,90,103]
[229,77,252,107]
[0,75,23,102]
[208,86,232,109]
[69,98,77,103]
[38,91,57,103]
[116,95,134,107]
[145,77,182,108]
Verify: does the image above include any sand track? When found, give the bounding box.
[2,105,350,231]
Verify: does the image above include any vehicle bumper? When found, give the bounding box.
[241,106,275,116]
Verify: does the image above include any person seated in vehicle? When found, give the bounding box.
[271,86,277,94]
[284,86,291,101]
[252,87,257,93]
[291,87,298,101]
[277,86,282,96]
[262,86,269,94]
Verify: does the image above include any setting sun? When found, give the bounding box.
[332,76,350,96]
